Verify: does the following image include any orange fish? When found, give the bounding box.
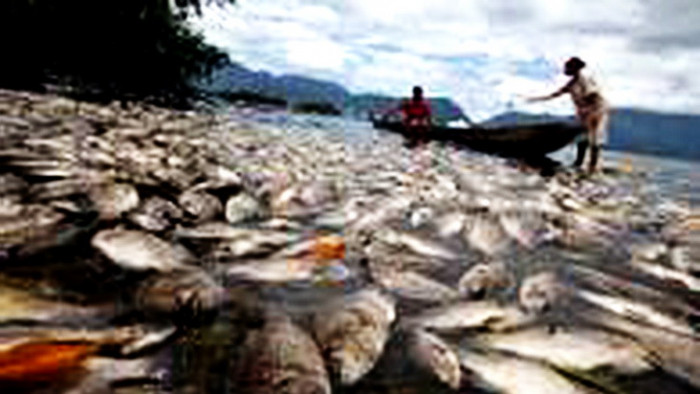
[0,341,97,383]
[311,235,345,260]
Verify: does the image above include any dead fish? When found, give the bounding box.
[408,207,434,229]
[258,217,304,231]
[63,356,165,394]
[271,180,336,218]
[0,203,63,236]
[0,340,99,388]
[498,211,552,249]
[457,261,513,300]
[134,268,225,324]
[213,230,295,260]
[348,195,413,232]
[0,282,115,325]
[178,190,222,222]
[118,326,178,356]
[402,300,532,333]
[670,245,700,274]
[434,212,466,238]
[568,265,699,329]
[226,258,328,284]
[128,196,182,232]
[312,209,346,230]
[518,272,570,314]
[92,229,192,272]
[477,325,652,374]
[630,243,669,262]
[0,173,27,196]
[174,222,255,240]
[311,289,396,385]
[232,311,331,394]
[373,269,459,303]
[0,205,74,257]
[272,235,345,260]
[200,165,243,189]
[582,305,700,388]
[405,329,461,389]
[225,192,265,224]
[577,289,697,337]
[463,214,511,256]
[374,230,458,260]
[225,258,348,284]
[630,258,700,291]
[88,183,139,221]
[459,348,596,394]
[0,199,23,217]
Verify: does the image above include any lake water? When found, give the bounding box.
[234,109,700,208]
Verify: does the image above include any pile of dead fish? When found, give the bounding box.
[0,87,698,393]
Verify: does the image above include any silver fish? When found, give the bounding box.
[457,261,513,300]
[312,289,395,385]
[134,268,225,324]
[518,271,570,314]
[463,214,511,256]
[374,230,458,260]
[630,258,700,292]
[576,289,696,337]
[225,192,265,224]
[225,258,338,284]
[477,325,652,374]
[583,306,700,388]
[88,182,140,221]
[670,245,700,274]
[174,222,255,240]
[0,282,115,325]
[459,348,596,394]
[92,229,192,272]
[374,268,459,303]
[178,190,222,223]
[128,196,182,232]
[433,212,467,238]
[232,311,331,394]
[405,329,461,389]
[213,230,296,260]
[403,300,533,333]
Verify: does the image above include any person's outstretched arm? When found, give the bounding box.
[526,80,573,102]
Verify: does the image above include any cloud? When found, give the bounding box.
[190,0,700,121]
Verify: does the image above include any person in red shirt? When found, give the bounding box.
[400,86,432,147]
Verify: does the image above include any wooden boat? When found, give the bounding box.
[370,118,585,158]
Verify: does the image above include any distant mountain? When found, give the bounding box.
[199,63,349,110]
[483,110,700,161]
[198,62,468,125]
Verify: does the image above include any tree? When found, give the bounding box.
[0,0,235,107]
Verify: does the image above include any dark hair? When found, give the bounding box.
[412,86,423,95]
[565,57,586,72]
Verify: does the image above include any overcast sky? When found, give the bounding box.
[190,0,700,121]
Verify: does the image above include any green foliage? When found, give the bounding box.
[292,102,342,116]
[0,0,234,107]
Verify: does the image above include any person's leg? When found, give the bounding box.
[573,140,589,168]
[585,112,604,174]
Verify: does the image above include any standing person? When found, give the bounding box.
[526,57,610,174]
[400,86,433,148]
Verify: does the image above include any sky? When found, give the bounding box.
[189,0,700,121]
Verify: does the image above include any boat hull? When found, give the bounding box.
[371,120,586,158]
